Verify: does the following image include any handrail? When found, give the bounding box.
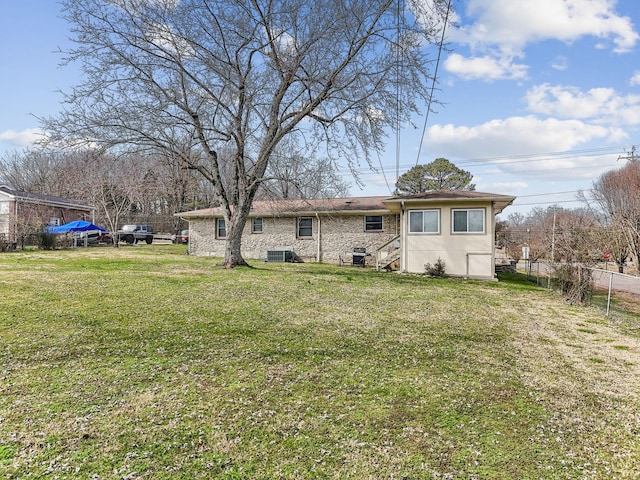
[375,234,400,253]
[375,234,401,271]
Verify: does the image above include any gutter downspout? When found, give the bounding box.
[13,199,18,244]
[401,201,406,273]
[316,213,321,262]
[491,201,496,278]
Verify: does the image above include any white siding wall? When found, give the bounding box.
[0,200,9,237]
[402,202,495,278]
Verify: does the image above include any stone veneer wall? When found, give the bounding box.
[188,213,400,265]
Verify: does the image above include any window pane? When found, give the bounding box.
[217,219,226,237]
[252,217,263,233]
[298,217,313,237]
[468,210,484,232]
[423,210,439,233]
[453,210,467,232]
[365,215,383,231]
[409,211,423,233]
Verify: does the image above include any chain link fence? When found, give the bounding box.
[517,261,640,317]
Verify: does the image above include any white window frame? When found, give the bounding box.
[452,208,485,234]
[408,209,440,234]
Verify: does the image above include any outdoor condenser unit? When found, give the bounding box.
[267,249,294,262]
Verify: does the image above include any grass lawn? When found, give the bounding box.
[1,245,639,479]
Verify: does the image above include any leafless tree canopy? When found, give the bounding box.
[590,160,640,273]
[43,0,446,266]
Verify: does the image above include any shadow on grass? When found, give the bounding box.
[496,271,548,292]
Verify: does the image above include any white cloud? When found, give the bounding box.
[424,116,626,161]
[452,0,638,53]
[550,56,568,71]
[145,22,194,57]
[445,0,639,81]
[0,128,43,148]
[475,180,528,193]
[444,53,528,81]
[631,71,640,86]
[525,83,640,125]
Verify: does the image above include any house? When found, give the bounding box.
[0,185,94,246]
[179,190,516,279]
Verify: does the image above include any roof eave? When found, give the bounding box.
[383,195,516,214]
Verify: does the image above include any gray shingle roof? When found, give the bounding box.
[0,185,92,209]
[178,191,516,218]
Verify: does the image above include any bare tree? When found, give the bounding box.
[43,0,446,267]
[0,150,66,194]
[260,153,350,200]
[498,212,527,261]
[590,160,640,274]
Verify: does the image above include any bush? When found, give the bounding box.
[0,235,10,252]
[425,257,446,277]
[37,232,57,250]
[552,264,593,305]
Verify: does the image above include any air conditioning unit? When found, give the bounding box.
[267,249,294,262]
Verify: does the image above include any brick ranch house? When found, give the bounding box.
[0,185,94,246]
[179,190,515,280]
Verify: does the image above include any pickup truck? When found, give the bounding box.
[117,225,154,244]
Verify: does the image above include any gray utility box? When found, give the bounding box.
[267,249,294,262]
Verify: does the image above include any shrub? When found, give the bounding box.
[552,264,593,305]
[37,232,57,250]
[425,257,446,277]
[0,235,9,252]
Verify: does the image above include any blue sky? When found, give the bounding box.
[1,0,639,216]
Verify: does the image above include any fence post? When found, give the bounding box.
[606,272,613,316]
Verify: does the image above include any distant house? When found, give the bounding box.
[179,190,515,279]
[0,185,94,245]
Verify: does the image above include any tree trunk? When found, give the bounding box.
[222,213,250,268]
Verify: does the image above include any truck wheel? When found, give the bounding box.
[145,235,153,244]
[125,234,135,244]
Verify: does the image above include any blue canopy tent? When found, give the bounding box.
[46,220,106,234]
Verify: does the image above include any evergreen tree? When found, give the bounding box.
[395,158,475,194]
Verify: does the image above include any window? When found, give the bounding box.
[49,217,61,226]
[252,217,263,233]
[298,217,313,237]
[452,208,485,233]
[364,215,383,231]
[408,209,440,234]
[216,218,226,238]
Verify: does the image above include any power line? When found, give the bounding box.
[351,145,628,178]
[512,199,585,207]
[335,157,622,180]
[414,0,452,167]
[456,145,624,165]
[515,189,592,198]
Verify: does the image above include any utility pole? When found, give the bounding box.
[618,145,639,162]
[548,208,556,290]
